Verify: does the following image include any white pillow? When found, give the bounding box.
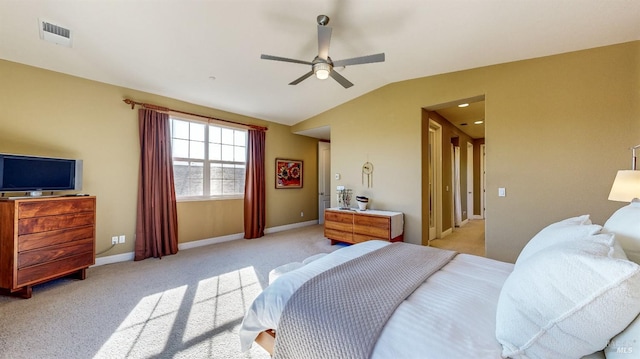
[603,201,640,264]
[496,233,640,359]
[515,215,602,269]
[605,314,640,358]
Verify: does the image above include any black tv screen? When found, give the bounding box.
[0,153,83,192]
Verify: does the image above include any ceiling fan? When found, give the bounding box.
[261,15,385,89]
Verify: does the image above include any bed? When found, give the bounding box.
[239,201,640,359]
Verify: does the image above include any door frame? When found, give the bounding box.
[467,142,474,221]
[428,120,443,241]
[318,141,331,224]
[480,143,486,219]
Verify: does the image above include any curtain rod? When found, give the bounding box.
[122,99,268,132]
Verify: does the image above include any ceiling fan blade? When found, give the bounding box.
[289,70,314,85]
[317,25,332,60]
[261,54,313,66]
[332,53,385,67]
[329,70,353,89]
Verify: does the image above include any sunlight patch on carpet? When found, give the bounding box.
[94,266,263,358]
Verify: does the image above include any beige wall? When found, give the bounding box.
[0,60,318,258]
[293,41,640,262]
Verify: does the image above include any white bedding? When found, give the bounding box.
[239,240,513,358]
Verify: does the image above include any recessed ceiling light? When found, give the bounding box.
[458,103,469,108]
[474,120,484,124]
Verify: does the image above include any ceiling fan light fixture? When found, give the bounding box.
[261,15,384,88]
[314,63,331,80]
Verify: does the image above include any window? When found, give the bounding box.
[170,117,247,199]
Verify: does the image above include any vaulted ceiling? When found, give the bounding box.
[1,1,639,128]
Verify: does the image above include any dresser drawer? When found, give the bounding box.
[18,198,95,218]
[18,212,95,235]
[325,211,353,224]
[353,215,390,239]
[18,226,94,252]
[324,220,353,233]
[17,252,94,287]
[353,233,388,243]
[18,238,94,268]
[324,228,353,243]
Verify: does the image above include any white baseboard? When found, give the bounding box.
[441,228,453,237]
[92,219,319,267]
[264,219,318,234]
[94,252,135,266]
[178,232,245,250]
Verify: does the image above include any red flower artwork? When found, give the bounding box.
[276,159,303,188]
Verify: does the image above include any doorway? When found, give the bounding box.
[318,141,331,224]
[423,96,485,251]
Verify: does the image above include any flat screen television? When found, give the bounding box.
[0,153,83,194]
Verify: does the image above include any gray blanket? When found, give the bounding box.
[273,242,457,359]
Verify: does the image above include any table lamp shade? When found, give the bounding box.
[608,170,640,202]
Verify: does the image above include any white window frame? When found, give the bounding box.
[170,116,247,201]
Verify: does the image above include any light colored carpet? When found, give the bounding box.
[0,224,341,359]
[429,219,485,256]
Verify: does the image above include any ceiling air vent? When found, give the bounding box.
[39,19,72,47]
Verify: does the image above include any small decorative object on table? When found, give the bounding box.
[337,188,352,209]
[356,196,369,211]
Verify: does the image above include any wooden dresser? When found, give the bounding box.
[0,196,96,298]
[324,208,404,245]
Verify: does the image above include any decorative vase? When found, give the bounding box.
[356,196,369,211]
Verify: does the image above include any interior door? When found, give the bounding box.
[428,125,438,240]
[318,141,331,224]
[467,142,474,220]
[480,143,486,219]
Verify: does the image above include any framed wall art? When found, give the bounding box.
[275,158,303,189]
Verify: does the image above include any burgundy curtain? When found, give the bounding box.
[244,129,266,239]
[135,108,179,260]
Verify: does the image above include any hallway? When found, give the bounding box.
[429,220,485,256]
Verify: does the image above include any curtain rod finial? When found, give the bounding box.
[123,99,135,110]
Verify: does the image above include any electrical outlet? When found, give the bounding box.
[300,211,304,217]
[118,235,125,243]
[111,236,118,245]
